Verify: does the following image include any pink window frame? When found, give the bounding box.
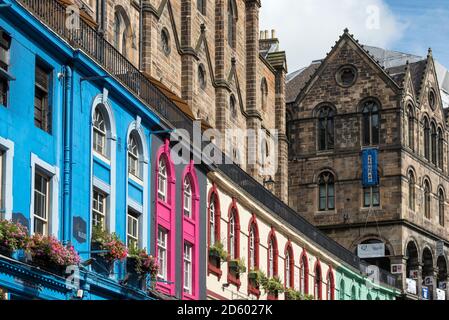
[181,161,200,300]
[154,140,176,296]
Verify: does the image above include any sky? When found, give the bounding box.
[260,0,449,73]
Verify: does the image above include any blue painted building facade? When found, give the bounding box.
[0,0,209,300]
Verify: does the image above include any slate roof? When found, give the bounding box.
[286,61,321,104]
[386,59,428,96]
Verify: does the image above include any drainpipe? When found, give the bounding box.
[63,65,73,243]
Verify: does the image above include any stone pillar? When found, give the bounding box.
[274,66,288,203]
[180,0,195,116]
[390,255,408,295]
[431,267,439,300]
[141,0,157,75]
[417,263,423,300]
[245,0,262,181]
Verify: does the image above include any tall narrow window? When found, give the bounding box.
[362,100,380,146]
[363,186,380,208]
[408,172,415,211]
[268,240,274,278]
[314,263,322,300]
[438,128,444,169]
[318,172,335,211]
[326,271,335,300]
[183,242,193,295]
[431,123,437,165]
[197,0,206,14]
[34,62,52,133]
[34,171,50,235]
[249,225,256,270]
[157,227,168,281]
[92,189,107,230]
[158,157,168,202]
[183,176,192,218]
[300,253,309,294]
[285,244,294,289]
[267,231,278,279]
[261,78,268,111]
[424,118,430,161]
[230,95,237,119]
[439,189,445,227]
[209,194,216,246]
[424,180,431,219]
[339,280,345,300]
[229,210,238,259]
[113,8,131,58]
[127,209,139,249]
[317,106,335,151]
[0,150,5,219]
[93,109,107,157]
[227,0,237,48]
[0,30,11,107]
[128,134,141,179]
[407,107,414,151]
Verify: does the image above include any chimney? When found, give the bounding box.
[271,29,276,39]
[260,30,265,40]
[259,29,280,53]
[264,30,269,40]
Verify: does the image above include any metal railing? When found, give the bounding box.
[16,0,193,138]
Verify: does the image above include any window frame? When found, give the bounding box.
[92,188,107,231]
[34,60,52,133]
[157,226,168,281]
[127,134,141,180]
[408,171,415,211]
[424,180,431,220]
[0,29,11,108]
[318,172,335,211]
[284,242,294,289]
[267,229,278,279]
[227,200,241,287]
[299,250,309,294]
[361,100,380,146]
[33,169,50,236]
[363,185,380,208]
[317,106,335,151]
[127,208,140,249]
[314,261,322,300]
[439,189,445,227]
[197,0,206,15]
[183,242,193,295]
[227,0,237,49]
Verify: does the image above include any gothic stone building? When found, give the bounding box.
[70,0,288,202]
[287,30,449,300]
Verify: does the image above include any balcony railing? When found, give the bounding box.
[16,0,194,138]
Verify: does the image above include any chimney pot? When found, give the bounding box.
[260,31,264,40]
[271,29,276,39]
[264,30,269,39]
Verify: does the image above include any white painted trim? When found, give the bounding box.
[90,94,117,234]
[125,121,149,249]
[93,177,111,195]
[0,137,14,220]
[30,153,60,237]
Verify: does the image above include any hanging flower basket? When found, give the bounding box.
[126,247,159,290]
[0,219,29,258]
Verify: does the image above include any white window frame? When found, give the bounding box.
[183,176,192,218]
[0,137,13,220]
[184,242,193,295]
[229,214,235,259]
[127,209,139,249]
[33,170,50,236]
[268,241,274,278]
[30,153,59,237]
[158,157,168,202]
[157,227,168,281]
[93,108,107,158]
[249,226,255,270]
[127,135,141,181]
[209,197,216,246]
[285,252,291,287]
[92,188,107,230]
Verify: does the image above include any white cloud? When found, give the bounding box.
[260,0,407,73]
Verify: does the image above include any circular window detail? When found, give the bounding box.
[429,89,436,110]
[198,64,207,90]
[336,65,358,87]
[161,28,171,56]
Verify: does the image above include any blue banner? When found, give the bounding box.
[362,149,379,187]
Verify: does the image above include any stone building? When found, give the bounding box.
[287,29,449,300]
[73,0,289,202]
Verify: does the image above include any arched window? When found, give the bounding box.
[439,189,445,227]
[351,286,357,300]
[318,172,335,211]
[317,106,335,151]
[228,0,237,48]
[198,64,207,90]
[362,100,380,146]
[407,106,414,151]
[93,108,107,157]
[408,171,415,211]
[261,78,268,111]
[267,229,278,280]
[424,180,431,220]
[339,279,345,300]
[113,7,132,58]
[424,118,430,161]
[208,187,222,276]
[183,176,192,218]
[158,156,168,202]
[284,243,294,289]
[228,201,241,286]
[230,94,237,119]
[197,0,206,14]
[431,123,437,165]
[128,133,142,180]
[438,128,444,169]
[314,262,322,300]
[326,269,335,300]
[300,251,309,294]
[248,218,259,271]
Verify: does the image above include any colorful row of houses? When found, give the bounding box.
[0,0,398,300]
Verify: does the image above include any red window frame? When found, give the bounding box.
[326,266,335,300]
[207,184,222,279]
[227,198,241,288]
[247,214,260,297]
[267,228,279,300]
[299,249,309,295]
[284,241,294,289]
[314,260,322,300]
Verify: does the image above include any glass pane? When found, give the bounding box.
[363,114,370,145]
[372,114,379,145]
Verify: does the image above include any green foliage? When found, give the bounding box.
[209,241,228,262]
[261,275,285,295]
[91,224,128,262]
[229,257,247,274]
[128,246,159,279]
[285,288,314,300]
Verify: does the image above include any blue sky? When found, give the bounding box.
[260,0,449,72]
[384,0,449,67]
